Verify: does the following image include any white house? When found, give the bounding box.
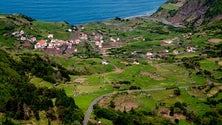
[102,61,109,65]
[110,37,116,42]
[48,34,54,39]
[20,36,26,41]
[146,52,153,56]
[162,39,173,44]
[20,30,25,35]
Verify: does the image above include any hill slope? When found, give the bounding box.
[152,0,222,26]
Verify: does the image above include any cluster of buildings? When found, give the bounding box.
[11,28,196,59]
[11,30,37,48]
[11,29,78,54]
[89,32,104,48]
[11,27,125,56]
[129,35,197,61]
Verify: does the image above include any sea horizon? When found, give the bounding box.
[0,0,167,25]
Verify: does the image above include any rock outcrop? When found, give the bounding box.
[152,0,222,26]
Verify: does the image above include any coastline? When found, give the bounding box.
[1,11,184,28]
[123,12,185,28]
[124,11,154,19]
[0,0,167,25]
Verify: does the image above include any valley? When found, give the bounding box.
[0,0,222,125]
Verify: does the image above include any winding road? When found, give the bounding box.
[83,93,112,125]
[139,16,185,28]
[82,85,213,125]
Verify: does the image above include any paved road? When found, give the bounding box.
[82,86,184,125]
[140,16,185,28]
[82,84,222,125]
[83,93,112,125]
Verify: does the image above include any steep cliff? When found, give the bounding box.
[152,0,222,26]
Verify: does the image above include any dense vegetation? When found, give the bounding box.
[0,0,222,124]
[205,0,222,22]
[0,49,83,124]
[93,85,222,125]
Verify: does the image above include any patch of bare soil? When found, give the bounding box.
[175,0,186,7]
[208,38,222,44]
[98,96,112,108]
[98,94,138,112]
[218,61,222,66]
[158,107,186,121]
[114,95,138,112]
[213,14,222,21]
[74,78,86,83]
[0,16,6,18]
[141,72,165,80]
[207,87,219,97]
[218,86,222,90]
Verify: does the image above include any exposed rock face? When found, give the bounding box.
[170,0,209,26]
[152,0,222,26]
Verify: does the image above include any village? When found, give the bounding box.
[11,22,197,65]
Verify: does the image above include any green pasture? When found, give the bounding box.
[32,21,71,40]
[31,77,53,88]
[74,90,113,113]
[52,56,114,73]
[161,3,179,10]
[199,59,219,71]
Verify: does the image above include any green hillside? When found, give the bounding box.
[0,0,222,124]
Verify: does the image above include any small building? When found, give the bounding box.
[20,30,25,35]
[75,39,81,44]
[95,40,100,46]
[68,29,72,32]
[74,48,78,52]
[98,43,102,48]
[120,62,129,65]
[47,43,54,48]
[164,49,169,53]
[110,37,116,42]
[30,37,36,42]
[186,46,195,52]
[12,31,20,36]
[80,33,88,40]
[20,36,26,41]
[146,52,153,56]
[102,60,109,65]
[69,40,74,43]
[48,34,54,39]
[162,39,173,44]
[173,50,179,55]
[133,61,139,65]
[117,37,120,41]
[35,40,47,49]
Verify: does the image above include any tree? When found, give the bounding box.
[110,101,115,108]
[174,88,181,96]
[169,106,174,116]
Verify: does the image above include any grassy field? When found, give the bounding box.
[32,21,71,40]
[52,56,114,74]
[75,89,113,113]
[161,3,179,10]
[2,11,221,125]
[95,85,222,124]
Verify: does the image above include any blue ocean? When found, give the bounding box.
[0,0,166,25]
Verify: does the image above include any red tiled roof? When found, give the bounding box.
[38,40,46,45]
